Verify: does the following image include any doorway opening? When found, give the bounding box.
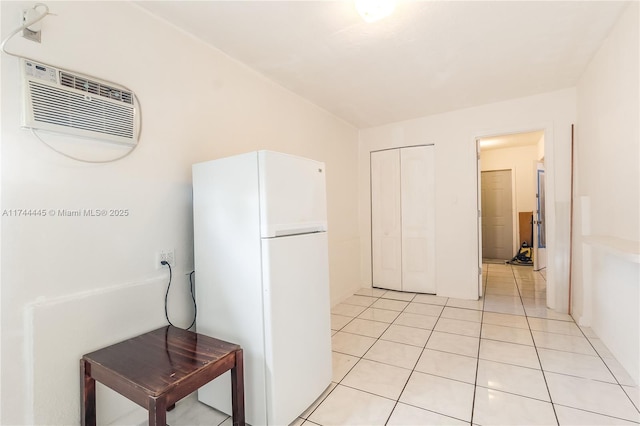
[477,130,546,292]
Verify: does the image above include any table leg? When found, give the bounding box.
[80,360,96,426]
[148,396,167,426]
[231,349,245,426]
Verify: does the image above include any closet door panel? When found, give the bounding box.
[401,146,436,293]
[371,149,402,290]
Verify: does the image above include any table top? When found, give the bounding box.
[83,326,240,396]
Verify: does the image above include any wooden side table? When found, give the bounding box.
[81,326,244,426]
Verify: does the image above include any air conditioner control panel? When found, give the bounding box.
[24,61,57,83]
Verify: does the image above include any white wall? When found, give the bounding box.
[481,144,539,249]
[359,89,576,300]
[0,2,359,424]
[573,3,639,385]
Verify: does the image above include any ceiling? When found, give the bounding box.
[136,1,629,128]
[479,130,544,151]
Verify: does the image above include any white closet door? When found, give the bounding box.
[371,149,402,290]
[401,146,436,293]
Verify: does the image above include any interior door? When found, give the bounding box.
[534,163,547,271]
[401,146,435,293]
[481,170,514,260]
[371,149,402,290]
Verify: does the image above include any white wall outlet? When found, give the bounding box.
[157,249,175,269]
[22,8,42,43]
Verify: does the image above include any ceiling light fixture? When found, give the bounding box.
[355,0,396,23]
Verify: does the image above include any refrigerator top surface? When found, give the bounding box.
[193,150,322,168]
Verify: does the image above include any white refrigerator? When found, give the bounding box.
[192,151,332,426]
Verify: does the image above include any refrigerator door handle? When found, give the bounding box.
[272,227,326,238]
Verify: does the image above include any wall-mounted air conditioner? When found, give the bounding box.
[21,59,138,146]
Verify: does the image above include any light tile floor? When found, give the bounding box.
[159,263,640,425]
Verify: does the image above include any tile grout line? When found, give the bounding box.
[574,314,640,415]
[524,268,639,420]
[308,292,390,423]
[330,290,418,425]
[336,293,476,424]
[382,292,420,425]
[469,262,489,425]
[312,293,388,423]
[515,264,561,426]
[483,266,639,424]
[383,291,448,426]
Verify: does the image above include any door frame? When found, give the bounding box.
[533,163,547,271]
[476,141,483,297]
[474,124,562,311]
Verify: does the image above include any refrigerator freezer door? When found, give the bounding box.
[258,151,327,238]
[261,232,332,425]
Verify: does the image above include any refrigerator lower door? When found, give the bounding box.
[261,232,332,425]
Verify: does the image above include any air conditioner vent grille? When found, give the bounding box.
[59,71,133,105]
[22,60,137,145]
[29,81,135,139]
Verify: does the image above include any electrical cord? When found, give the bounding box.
[162,261,176,328]
[161,261,197,330]
[188,270,197,330]
[30,128,140,164]
[1,3,143,163]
